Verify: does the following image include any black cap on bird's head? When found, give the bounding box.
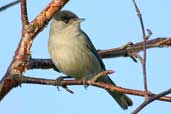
[53,10,85,24]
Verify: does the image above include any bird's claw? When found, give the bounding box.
[62,85,74,94]
[81,77,90,89]
[55,76,74,94]
[56,76,65,91]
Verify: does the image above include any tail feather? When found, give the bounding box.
[98,76,133,109]
[107,90,132,109]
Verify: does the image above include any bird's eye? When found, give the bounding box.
[63,19,69,24]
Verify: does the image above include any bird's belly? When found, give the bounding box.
[52,46,101,79]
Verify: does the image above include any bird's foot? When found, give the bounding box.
[89,70,114,84]
[56,76,74,94]
[81,70,114,89]
[81,76,90,89]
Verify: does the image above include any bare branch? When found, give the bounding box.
[132,0,148,96]
[27,58,60,72]
[132,88,171,114]
[21,0,29,25]
[11,74,171,102]
[0,0,69,101]
[99,37,171,58]
[27,37,171,70]
[0,0,20,12]
[0,1,171,113]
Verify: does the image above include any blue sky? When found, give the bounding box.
[0,0,171,114]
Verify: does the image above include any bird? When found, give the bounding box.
[48,10,132,109]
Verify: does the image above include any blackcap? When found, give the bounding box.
[48,10,132,109]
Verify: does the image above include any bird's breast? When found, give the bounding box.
[49,32,102,79]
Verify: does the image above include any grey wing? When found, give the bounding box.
[81,31,106,70]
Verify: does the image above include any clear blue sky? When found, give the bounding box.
[0,0,171,114]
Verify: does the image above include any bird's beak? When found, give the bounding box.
[78,18,86,23]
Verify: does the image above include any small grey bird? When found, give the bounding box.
[48,10,132,109]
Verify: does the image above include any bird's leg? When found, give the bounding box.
[81,76,91,89]
[81,70,114,89]
[56,76,74,94]
[89,70,114,84]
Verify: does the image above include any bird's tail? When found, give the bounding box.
[107,89,132,109]
[98,76,133,109]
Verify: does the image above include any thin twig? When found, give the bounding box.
[0,0,20,12]
[132,88,171,114]
[132,0,148,96]
[21,0,29,25]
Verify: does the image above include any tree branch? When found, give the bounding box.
[11,74,171,102]
[0,0,69,101]
[99,37,171,58]
[28,58,60,71]
[132,88,171,114]
[27,37,171,70]
[1,1,171,113]
[0,0,20,12]
[21,0,28,25]
[132,0,149,95]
